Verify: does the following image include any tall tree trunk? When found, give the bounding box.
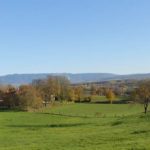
[144,99,149,114]
[144,105,147,114]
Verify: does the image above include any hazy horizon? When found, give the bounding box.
[1,72,150,77]
[1,0,150,75]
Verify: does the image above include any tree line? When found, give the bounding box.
[0,76,86,111]
[0,76,149,114]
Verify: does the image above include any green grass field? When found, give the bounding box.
[0,104,150,150]
[91,95,126,103]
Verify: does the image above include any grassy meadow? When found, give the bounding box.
[91,95,126,103]
[0,103,150,150]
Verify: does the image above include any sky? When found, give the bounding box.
[0,0,150,75]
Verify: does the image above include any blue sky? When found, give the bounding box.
[0,0,150,75]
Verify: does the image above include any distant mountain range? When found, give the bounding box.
[0,73,150,85]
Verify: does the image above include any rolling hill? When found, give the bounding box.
[0,73,150,85]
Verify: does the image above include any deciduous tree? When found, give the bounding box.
[132,81,150,114]
[106,89,115,104]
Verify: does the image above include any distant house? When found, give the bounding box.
[42,95,56,106]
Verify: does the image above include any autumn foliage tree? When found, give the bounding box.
[73,86,84,102]
[18,85,43,111]
[106,89,115,104]
[32,76,71,106]
[0,85,43,111]
[2,86,19,109]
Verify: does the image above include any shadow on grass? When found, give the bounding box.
[0,108,23,112]
[7,123,90,128]
[75,99,131,104]
[111,120,123,126]
[131,130,149,135]
[92,99,131,104]
[42,112,94,118]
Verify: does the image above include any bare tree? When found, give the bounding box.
[132,81,150,114]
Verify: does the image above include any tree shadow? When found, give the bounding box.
[131,130,150,135]
[7,123,90,128]
[42,112,93,118]
[92,99,131,104]
[0,108,22,112]
[75,99,131,104]
[111,120,123,126]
